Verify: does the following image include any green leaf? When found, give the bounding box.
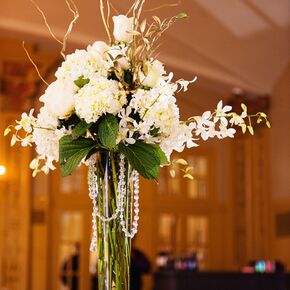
[59,136,96,176]
[149,127,160,137]
[97,114,119,149]
[119,141,161,179]
[72,120,92,139]
[74,76,90,88]
[147,165,159,179]
[156,146,168,165]
[124,70,133,87]
[58,114,80,130]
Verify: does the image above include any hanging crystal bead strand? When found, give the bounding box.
[88,155,98,251]
[88,153,139,250]
[119,169,140,238]
[88,154,127,251]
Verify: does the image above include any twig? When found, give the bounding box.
[109,1,119,14]
[22,41,49,86]
[62,0,79,58]
[29,0,63,45]
[106,0,111,37]
[100,0,112,43]
[29,0,79,59]
[145,1,181,12]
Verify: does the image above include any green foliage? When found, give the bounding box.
[156,146,169,165]
[119,141,167,179]
[97,114,119,149]
[59,136,96,176]
[74,76,90,88]
[58,114,81,130]
[149,127,160,137]
[124,70,134,88]
[72,120,92,139]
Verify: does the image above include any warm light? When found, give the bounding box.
[0,165,6,176]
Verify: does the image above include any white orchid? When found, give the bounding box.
[118,106,134,127]
[183,123,199,148]
[15,109,36,133]
[214,100,232,125]
[176,76,197,92]
[21,135,33,147]
[217,125,236,139]
[229,112,247,126]
[196,111,214,127]
[117,126,135,145]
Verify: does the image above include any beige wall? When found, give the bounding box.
[269,63,290,268]
[270,63,290,197]
[0,34,290,290]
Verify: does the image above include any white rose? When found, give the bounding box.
[87,41,109,57]
[113,15,134,43]
[40,80,77,118]
[140,60,166,88]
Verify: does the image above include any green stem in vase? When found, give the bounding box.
[95,151,132,290]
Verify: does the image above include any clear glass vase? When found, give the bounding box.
[91,151,133,290]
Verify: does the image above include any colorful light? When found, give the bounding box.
[0,165,6,176]
[255,260,266,273]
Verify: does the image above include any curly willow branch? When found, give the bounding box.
[136,0,146,23]
[29,0,79,59]
[127,0,145,18]
[109,1,119,14]
[106,0,111,35]
[29,0,63,46]
[22,41,49,86]
[100,0,112,44]
[145,0,181,12]
[62,0,79,58]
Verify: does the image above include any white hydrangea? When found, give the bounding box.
[131,85,179,136]
[159,125,186,159]
[130,89,154,116]
[32,107,68,165]
[144,94,179,132]
[56,48,109,81]
[74,77,127,123]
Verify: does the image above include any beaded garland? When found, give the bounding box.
[88,153,140,251]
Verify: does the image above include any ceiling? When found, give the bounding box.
[0,0,289,95]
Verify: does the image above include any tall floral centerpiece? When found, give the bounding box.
[5,1,270,289]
